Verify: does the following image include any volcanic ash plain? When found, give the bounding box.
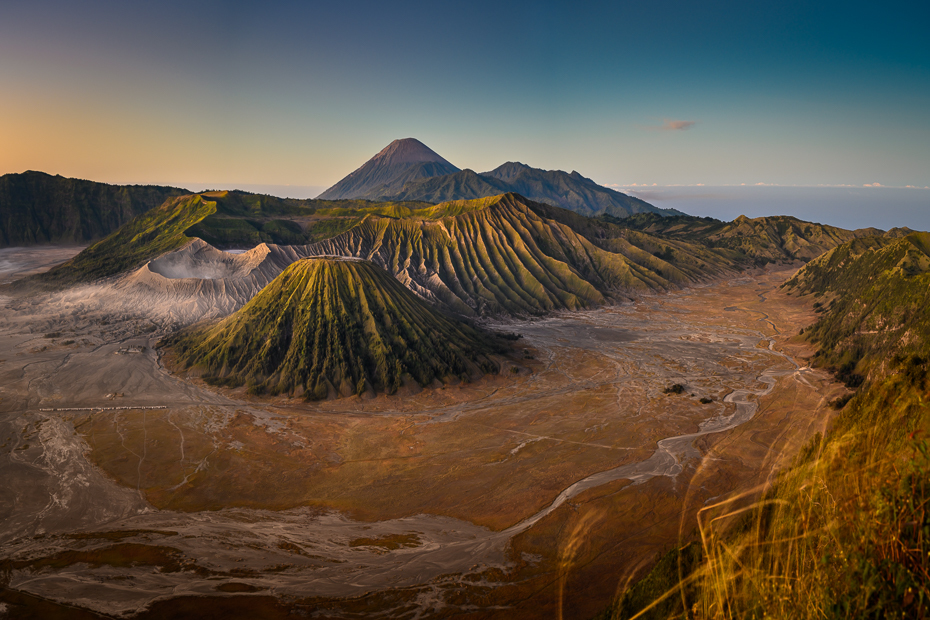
[0,247,845,619]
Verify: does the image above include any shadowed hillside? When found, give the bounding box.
[390,162,670,218]
[0,171,186,247]
[168,258,505,398]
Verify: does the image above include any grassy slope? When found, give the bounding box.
[601,232,930,619]
[33,194,217,285]
[310,193,735,317]
[30,190,869,324]
[183,191,435,247]
[526,201,735,285]
[623,212,880,264]
[783,232,930,382]
[23,191,442,285]
[0,171,186,247]
[169,259,504,398]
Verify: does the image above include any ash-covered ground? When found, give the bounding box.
[0,246,844,619]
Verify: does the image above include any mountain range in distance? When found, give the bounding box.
[318,138,675,218]
[0,138,671,249]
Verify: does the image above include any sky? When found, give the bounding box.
[1,0,928,224]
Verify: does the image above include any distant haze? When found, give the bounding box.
[625,186,930,231]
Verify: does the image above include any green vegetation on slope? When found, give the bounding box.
[28,189,877,328]
[33,194,217,285]
[309,193,736,317]
[783,232,930,385]
[623,212,881,264]
[601,232,930,619]
[168,259,505,398]
[0,171,186,247]
[180,190,434,248]
[21,190,440,286]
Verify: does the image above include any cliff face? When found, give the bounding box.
[0,171,186,247]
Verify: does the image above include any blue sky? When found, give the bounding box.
[1,0,928,199]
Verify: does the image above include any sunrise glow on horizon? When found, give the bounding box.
[2,0,928,193]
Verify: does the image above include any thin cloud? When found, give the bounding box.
[643,119,697,131]
[664,120,695,130]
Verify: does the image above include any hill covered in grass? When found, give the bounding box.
[783,231,930,384]
[26,190,734,311]
[308,193,735,316]
[182,190,434,248]
[0,171,186,247]
[599,231,930,619]
[623,212,883,263]
[34,193,218,285]
[26,185,892,326]
[168,258,505,398]
[26,190,436,286]
[30,190,880,323]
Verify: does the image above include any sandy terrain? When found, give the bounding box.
[0,247,844,619]
[0,246,85,285]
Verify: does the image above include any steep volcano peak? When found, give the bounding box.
[371,138,455,167]
[317,138,459,200]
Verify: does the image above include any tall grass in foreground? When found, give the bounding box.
[601,369,930,620]
[601,231,930,619]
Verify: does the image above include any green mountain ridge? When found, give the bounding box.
[27,191,888,324]
[307,193,735,316]
[624,212,883,263]
[783,230,930,382]
[29,190,438,285]
[0,171,186,247]
[168,258,505,398]
[33,193,218,286]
